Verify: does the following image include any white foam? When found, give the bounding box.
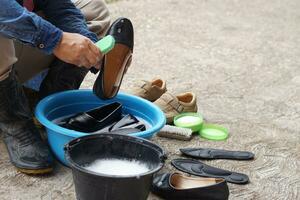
[85,158,150,176]
[176,116,200,124]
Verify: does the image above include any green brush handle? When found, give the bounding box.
[95,35,115,54]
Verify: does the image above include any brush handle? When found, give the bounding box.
[90,35,116,74]
[95,35,115,54]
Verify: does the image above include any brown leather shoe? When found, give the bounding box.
[130,79,167,102]
[154,92,198,124]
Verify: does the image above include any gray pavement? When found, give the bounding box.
[0,0,299,199]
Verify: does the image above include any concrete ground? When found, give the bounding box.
[0,0,299,199]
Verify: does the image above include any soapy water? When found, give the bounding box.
[84,158,150,176]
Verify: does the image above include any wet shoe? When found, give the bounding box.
[109,114,138,131]
[109,114,146,132]
[93,114,146,134]
[110,128,142,135]
[154,92,198,124]
[0,69,53,174]
[93,17,134,99]
[59,102,122,132]
[130,79,167,102]
[151,173,229,200]
[118,122,146,131]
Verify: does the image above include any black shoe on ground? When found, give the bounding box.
[151,173,229,200]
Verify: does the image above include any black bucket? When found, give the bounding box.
[64,133,166,200]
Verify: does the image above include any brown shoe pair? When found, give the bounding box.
[130,79,198,124]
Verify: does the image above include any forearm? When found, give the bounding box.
[0,0,63,54]
[37,0,98,43]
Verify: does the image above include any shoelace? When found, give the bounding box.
[13,121,40,147]
[16,131,38,147]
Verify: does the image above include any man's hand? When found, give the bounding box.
[53,32,102,69]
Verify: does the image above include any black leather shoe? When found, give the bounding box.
[59,102,122,132]
[109,114,146,132]
[110,128,142,135]
[93,17,134,99]
[151,173,229,200]
[92,114,146,134]
[0,69,53,174]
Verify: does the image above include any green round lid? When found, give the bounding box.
[199,124,229,141]
[174,113,203,132]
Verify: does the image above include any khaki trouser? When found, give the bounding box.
[0,0,110,83]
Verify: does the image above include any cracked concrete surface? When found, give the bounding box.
[0,0,299,199]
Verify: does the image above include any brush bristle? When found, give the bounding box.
[157,125,193,141]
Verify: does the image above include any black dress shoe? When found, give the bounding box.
[109,114,146,132]
[151,173,229,200]
[59,102,122,132]
[93,17,134,99]
[110,128,142,135]
[119,122,146,131]
[93,114,146,134]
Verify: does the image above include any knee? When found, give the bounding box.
[0,38,16,80]
[81,0,111,37]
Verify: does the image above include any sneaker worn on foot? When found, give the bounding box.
[154,92,198,124]
[131,79,167,102]
[0,69,53,174]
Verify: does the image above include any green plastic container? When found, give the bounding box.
[173,113,203,132]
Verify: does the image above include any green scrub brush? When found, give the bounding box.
[157,125,193,141]
[90,35,115,74]
[95,35,115,54]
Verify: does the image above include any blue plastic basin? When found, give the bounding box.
[35,89,166,166]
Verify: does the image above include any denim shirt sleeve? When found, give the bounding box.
[0,0,63,54]
[36,0,98,43]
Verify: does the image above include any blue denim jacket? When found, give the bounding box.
[0,0,98,54]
